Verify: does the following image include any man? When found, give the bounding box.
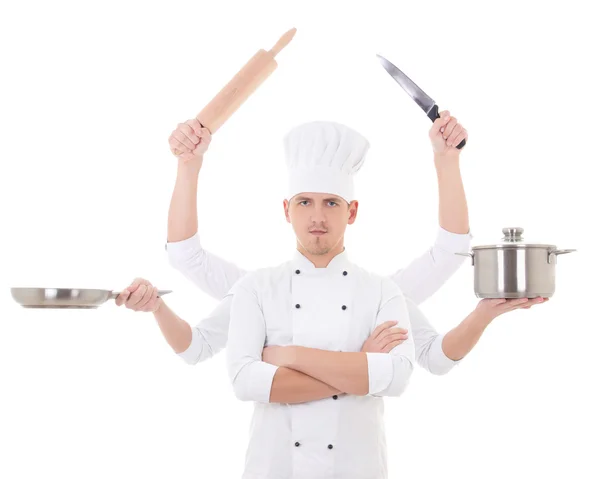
[118,111,544,371]
[223,120,415,478]
[116,120,545,478]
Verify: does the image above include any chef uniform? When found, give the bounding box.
[225,121,417,479]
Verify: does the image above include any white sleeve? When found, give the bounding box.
[165,232,249,300]
[226,279,279,403]
[405,296,462,376]
[390,226,472,305]
[366,279,415,397]
[177,295,233,365]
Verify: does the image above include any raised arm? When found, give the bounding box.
[166,119,248,300]
[391,111,471,305]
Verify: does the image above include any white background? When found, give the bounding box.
[1,1,599,478]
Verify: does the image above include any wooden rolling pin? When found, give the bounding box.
[197,27,296,135]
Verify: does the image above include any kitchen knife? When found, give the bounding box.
[376,54,466,149]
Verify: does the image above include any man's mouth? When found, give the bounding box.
[310,230,327,236]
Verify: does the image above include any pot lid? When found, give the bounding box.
[472,227,557,250]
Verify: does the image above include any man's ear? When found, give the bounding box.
[347,200,359,225]
[283,199,291,223]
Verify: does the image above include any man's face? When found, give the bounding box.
[284,193,358,256]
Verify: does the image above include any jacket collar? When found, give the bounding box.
[291,248,351,275]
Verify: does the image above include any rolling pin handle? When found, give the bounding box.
[269,27,297,57]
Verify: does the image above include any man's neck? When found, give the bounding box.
[296,242,345,268]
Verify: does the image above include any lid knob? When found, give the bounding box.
[502,227,524,242]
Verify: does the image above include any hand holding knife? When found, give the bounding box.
[376,54,467,150]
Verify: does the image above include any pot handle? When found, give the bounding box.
[455,252,474,266]
[548,249,576,264]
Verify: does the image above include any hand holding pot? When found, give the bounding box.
[474,297,549,321]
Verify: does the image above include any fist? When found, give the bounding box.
[168,119,212,164]
[361,320,409,354]
[115,278,162,313]
[475,297,549,321]
[429,110,468,156]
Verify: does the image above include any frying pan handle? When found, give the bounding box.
[428,104,467,150]
[109,290,172,300]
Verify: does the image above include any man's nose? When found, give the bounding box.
[310,204,327,224]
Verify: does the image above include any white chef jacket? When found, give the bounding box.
[167,226,472,374]
[226,248,415,479]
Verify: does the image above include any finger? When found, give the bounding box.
[138,284,155,309]
[172,130,196,151]
[372,321,398,340]
[129,277,150,287]
[388,327,408,335]
[378,327,408,340]
[442,118,458,140]
[186,119,203,135]
[169,136,191,154]
[178,123,200,145]
[383,340,405,353]
[126,284,148,307]
[126,278,147,293]
[503,298,532,311]
[446,124,463,146]
[519,297,545,309]
[115,290,130,306]
[382,333,409,344]
[142,287,159,312]
[452,129,467,148]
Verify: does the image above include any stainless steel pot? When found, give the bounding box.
[456,227,575,299]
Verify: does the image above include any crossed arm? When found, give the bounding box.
[226,280,415,405]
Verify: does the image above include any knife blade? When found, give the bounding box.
[376,53,466,150]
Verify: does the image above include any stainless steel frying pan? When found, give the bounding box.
[11,287,172,309]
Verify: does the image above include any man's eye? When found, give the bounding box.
[328,201,338,207]
[300,201,309,206]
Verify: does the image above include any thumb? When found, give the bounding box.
[115,290,130,306]
[433,110,451,134]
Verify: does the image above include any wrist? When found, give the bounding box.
[176,157,203,175]
[434,151,461,166]
[469,309,495,328]
[152,298,165,315]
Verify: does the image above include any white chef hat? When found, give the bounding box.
[283,121,370,203]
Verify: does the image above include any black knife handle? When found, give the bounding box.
[427,104,466,150]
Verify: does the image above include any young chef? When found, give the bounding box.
[116,120,545,478]
[116,111,545,372]
[223,120,416,478]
